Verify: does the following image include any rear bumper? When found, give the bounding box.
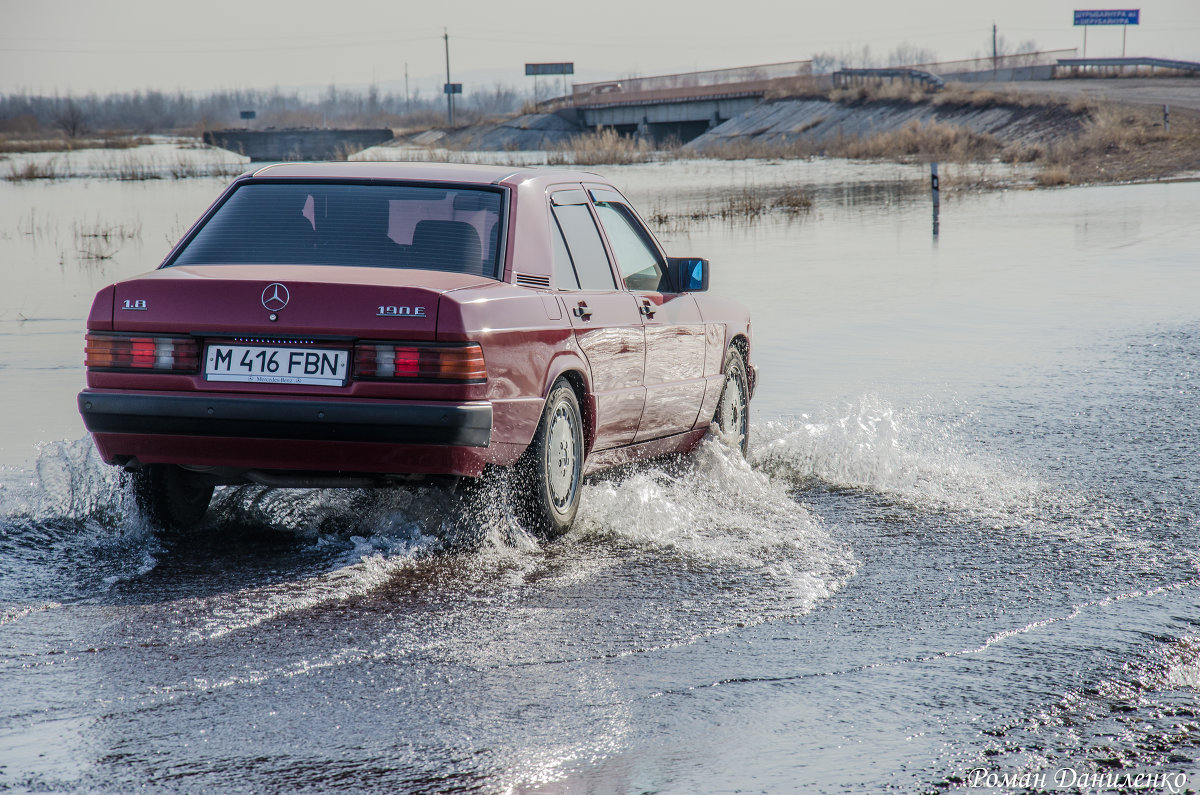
[78,390,492,448]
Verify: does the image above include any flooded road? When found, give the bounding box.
[1,155,1199,792]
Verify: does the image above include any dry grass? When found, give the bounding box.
[827,119,1002,162]
[74,218,142,260]
[1025,103,1196,183]
[764,76,827,100]
[0,134,152,154]
[684,137,817,160]
[110,152,162,181]
[829,81,937,105]
[693,120,1000,164]
[545,127,653,166]
[646,186,814,231]
[1035,166,1071,186]
[6,158,62,181]
[773,186,814,213]
[932,82,1092,111]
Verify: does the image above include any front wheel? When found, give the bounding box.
[130,464,214,531]
[711,347,750,457]
[515,379,584,539]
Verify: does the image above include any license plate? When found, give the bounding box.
[204,344,349,386]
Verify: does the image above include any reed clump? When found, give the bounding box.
[1034,166,1071,186]
[5,158,62,181]
[546,127,653,166]
[74,218,142,260]
[110,152,162,181]
[773,186,814,213]
[647,186,814,230]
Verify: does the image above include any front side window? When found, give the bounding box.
[170,182,504,277]
[592,200,668,292]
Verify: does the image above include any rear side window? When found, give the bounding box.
[170,183,504,277]
[550,217,580,290]
[551,203,616,291]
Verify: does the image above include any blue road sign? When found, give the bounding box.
[443,83,463,95]
[1074,9,1139,25]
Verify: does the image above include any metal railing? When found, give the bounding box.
[832,68,945,89]
[572,61,813,106]
[1056,57,1200,75]
[903,49,1078,76]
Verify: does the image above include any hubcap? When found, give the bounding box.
[717,369,747,447]
[545,405,578,509]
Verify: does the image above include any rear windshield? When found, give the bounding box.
[169,182,505,277]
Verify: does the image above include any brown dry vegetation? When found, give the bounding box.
[0,134,151,154]
[827,119,1002,161]
[776,78,1100,114]
[645,186,814,230]
[1019,103,1200,185]
[694,82,1197,187]
[545,127,654,166]
[6,158,62,181]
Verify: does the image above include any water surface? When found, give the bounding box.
[1,153,1198,792]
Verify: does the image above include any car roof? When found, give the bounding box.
[246,161,607,191]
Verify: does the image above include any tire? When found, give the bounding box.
[515,379,584,539]
[131,464,214,531]
[711,347,750,457]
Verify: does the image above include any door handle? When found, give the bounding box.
[639,301,656,318]
[573,301,592,320]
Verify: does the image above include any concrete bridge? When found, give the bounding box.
[567,61,813,142]
[564,49,1188,142]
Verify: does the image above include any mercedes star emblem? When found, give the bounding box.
[261,283,290,312]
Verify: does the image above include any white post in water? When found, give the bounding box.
[931,161,940,237]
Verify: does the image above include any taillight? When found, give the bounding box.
[354,342,486,382]
[85,333,200,372]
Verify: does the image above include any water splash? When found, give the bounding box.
[752,395,1058,523]
[0,437,160,603]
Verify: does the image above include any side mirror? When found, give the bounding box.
[668,257,709,292]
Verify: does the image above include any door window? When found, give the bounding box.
[550,197,617,291]
[550,216,580,290]
[592,200,668,292]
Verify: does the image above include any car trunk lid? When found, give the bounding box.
[108,264,491,340]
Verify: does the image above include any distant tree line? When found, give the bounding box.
[0,83,529,137]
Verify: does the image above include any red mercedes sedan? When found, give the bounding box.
[78,162,755,537]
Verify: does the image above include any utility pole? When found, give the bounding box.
[444,28,453,127]
[992,23,998,72]
[405,62,410,116]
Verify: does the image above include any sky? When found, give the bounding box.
[2,0,1198,97]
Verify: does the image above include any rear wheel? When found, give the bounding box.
[131,464,214,531]
[515,379,584,539]
[711,347,750,457]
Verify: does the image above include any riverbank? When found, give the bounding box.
[384,81,1200,188]
[3,81,1198,190]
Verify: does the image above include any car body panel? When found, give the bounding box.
[79,162,753,487]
